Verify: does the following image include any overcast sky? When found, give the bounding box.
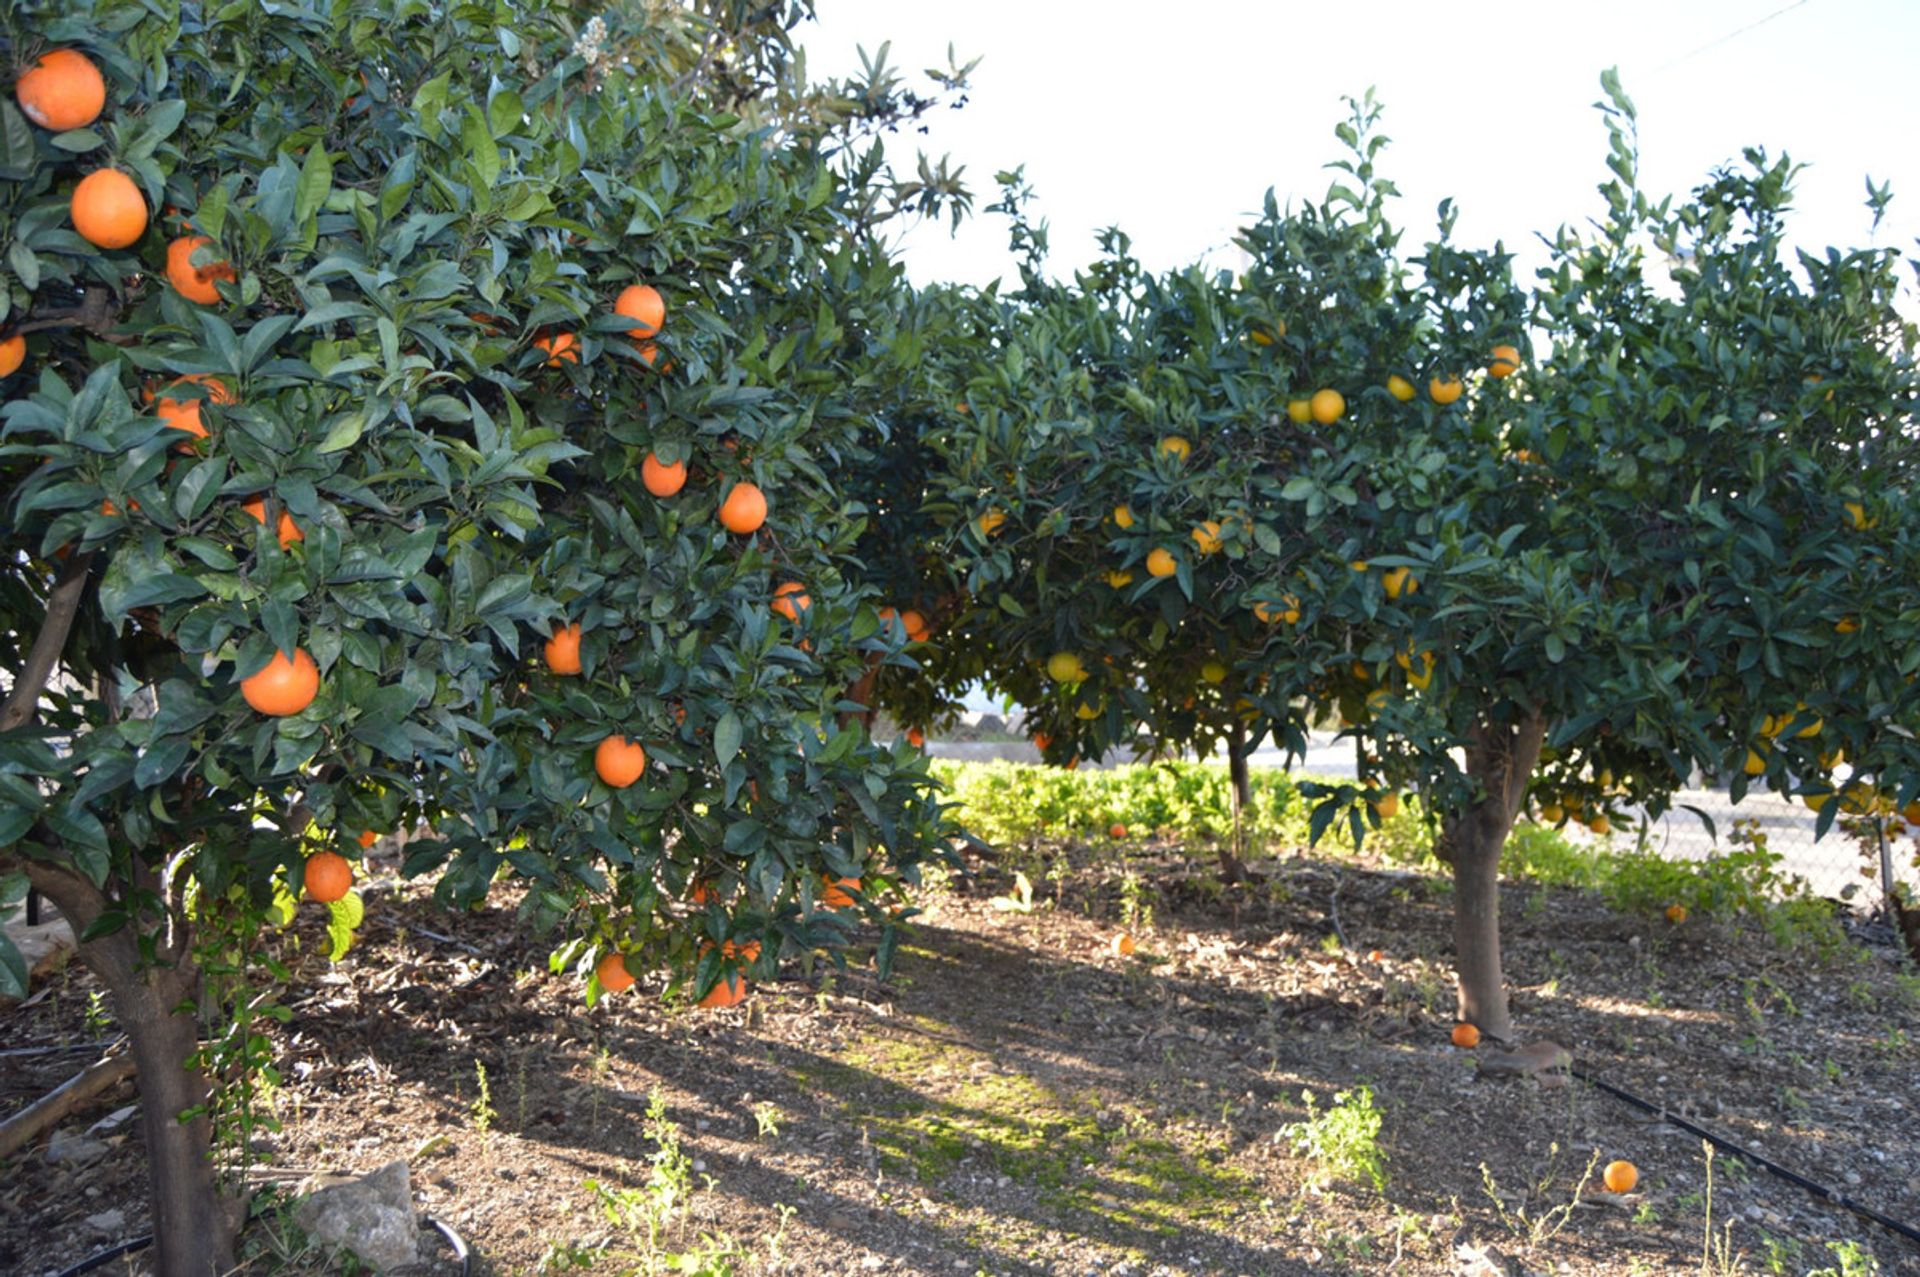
[800,1,1920,292]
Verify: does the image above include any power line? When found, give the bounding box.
[1647,0,1812,76]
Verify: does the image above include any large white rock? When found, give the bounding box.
[294,1160,419,1272]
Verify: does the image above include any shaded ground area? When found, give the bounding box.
[3,842,1918,1275]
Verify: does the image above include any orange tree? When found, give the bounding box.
[0,2,961,1271]
[909,82,1920,1041]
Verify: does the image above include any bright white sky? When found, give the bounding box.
[800,0,1920,291]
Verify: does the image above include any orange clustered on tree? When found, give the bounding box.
[241,648,320,716]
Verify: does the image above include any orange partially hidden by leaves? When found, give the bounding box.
[241,647,320,716]
[699,974,748,1009]
[358,829,379,849]
[614,283,665,339]
[0,335,25,378]
[719,938,762,962]
[1665,903,1688,924]
[1031,732,1052,752]
[302,851,353,903]
[1429,375,1464,404]
[718,482,767,534]
[165,235,236,304]
[641,452,686,497]
[545,622,583,674]
[596,952,635,993]
[1488,344,1521,378]
[1109,822,1127,839]
[905,728,926,748]
[16,49,107,131]
[821,876,861,908]
[155,374,234,450]
[1451,1022,1481,1048]
[1602,1160,1638,1194]
[1110,933,1136,957]
[899,609,930,642]
[534,330,579,365]
[772,581,811,622]
[595,735,647,788]
[71,168,148,249]
[689,879,714,905]
[242,496,304,548]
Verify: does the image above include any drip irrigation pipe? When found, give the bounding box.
[49,1214,472,1277]
[1571,1065,1920,1249]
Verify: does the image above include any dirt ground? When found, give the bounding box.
[3,842,1918,1276]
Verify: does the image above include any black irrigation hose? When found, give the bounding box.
[50,1215,472,1277]
[1571,1065,1920,1249]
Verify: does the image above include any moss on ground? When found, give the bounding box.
[789,1016,1256,1241]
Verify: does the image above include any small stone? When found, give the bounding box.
[83,1208,126,1235]
[86,1105,139,1137]
[46,1130,109,1167]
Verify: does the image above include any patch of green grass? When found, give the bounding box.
[792,1021,1254,1238]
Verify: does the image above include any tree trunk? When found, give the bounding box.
[1437,712,1546,1043]
[1220,723,1250,884]
[27,863,235,1276]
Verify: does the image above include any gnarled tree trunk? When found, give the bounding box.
[27,862,234,1277]
[1435,712,1545,1043]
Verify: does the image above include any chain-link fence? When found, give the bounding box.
[1617,787,1917,918]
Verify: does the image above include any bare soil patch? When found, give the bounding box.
[3,844,1917,1275]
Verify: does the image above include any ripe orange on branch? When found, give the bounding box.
[718,482,767,534]
[1488,344,1521,378]
[595,735,647,787]
[641,452,686,496]
[596,952,635,993]
[545,623,583,675]
[241,648,320,716]
[772,581,810,621]
[71,168,147,249]
[1429,375,1463,404]
[699,974,748,1008]
[16,49,107,131]
[0,335,24,378]
[302,851,353,903]
[242,496,304,548]
[154,374,234,449]
[821,876,861,908]
[614,283,665,339]
[165,235,236,304]
[533,330,579,365]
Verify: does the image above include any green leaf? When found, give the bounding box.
[0,933,26,1001]
[316,412,364,454]
[295,142,334,226]
[1280,476,1316,502]
[325,892,364,961]
[714,710,742,767]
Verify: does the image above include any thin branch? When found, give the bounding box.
[2,287,118,339]
[1,550,95,733]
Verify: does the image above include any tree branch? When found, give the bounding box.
[1,550,96,733]
[2,287,118,339]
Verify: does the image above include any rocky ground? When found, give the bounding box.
[3,841,1917,1275]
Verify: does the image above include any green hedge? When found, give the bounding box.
[928,759,1425,855]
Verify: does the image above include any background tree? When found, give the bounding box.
[900,82,1920,1045]
[0,2,965,1272]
